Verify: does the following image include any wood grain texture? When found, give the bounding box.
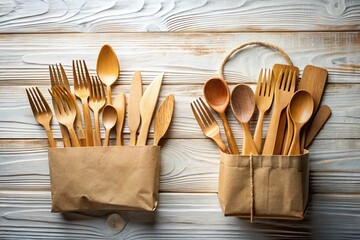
[0,139,359,194]
[1,191,359,239]
[0,0,359,33]
[0,84,358,139]
[0,33,359,87]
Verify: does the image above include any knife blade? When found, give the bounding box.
[128,71,143,146]
[137,73,164,146]
[154,94,175,146]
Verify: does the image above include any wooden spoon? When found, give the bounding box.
[102,104,118,146]
[230,84,258,155]
[154,94,175,146]
[282,105,293,155]
[97,44,120,104]
[204,77,239,154]
[113,93,126,146]
[288,90,314,155]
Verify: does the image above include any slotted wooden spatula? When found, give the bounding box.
[299,65,328,150]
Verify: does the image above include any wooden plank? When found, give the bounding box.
[1,191,359,239]
[0,139,359,193]
[0,33,359,86]
[0,0,359,33]
[1,84,359,139]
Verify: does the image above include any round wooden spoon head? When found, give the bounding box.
[230,84,255,123]
[102,104,118,130]
[289,90,314,126]
[96,44,120,87]
[203,77,230,113]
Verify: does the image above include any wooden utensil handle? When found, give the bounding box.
[288,125,301,155]
[219,112,239,154]
[94,112,101,146]
[129,132,137,146]
[213,134,230,154]
[44,124,56,148]
[242,123,258,155]
[104,130,110,146]
[253,110,265,153]
[107,86,112,105]
[68,126,80,147]
[59,124,71,147]
[82,100,94,146]
[263,106,282,155]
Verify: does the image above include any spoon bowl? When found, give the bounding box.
[102,104,118,146]
[230,84,258,155]
[97,44,120,104]
[288,90,314,155]
[203,77,238,154]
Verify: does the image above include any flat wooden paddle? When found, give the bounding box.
[128,71,142,146]
[305,105,331,148]
[298,65,328,150]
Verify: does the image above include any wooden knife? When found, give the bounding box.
[128,71,143,146]
[137,73,164,146]
[154,94,175,146]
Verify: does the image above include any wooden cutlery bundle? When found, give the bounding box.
[193,41,330,221]
[26,44,175,148]
[192,45,330,156]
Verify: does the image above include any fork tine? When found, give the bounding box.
[51,65,60,86]
[289,71,297,92]
[49,66,56,87]
[72,60,79,89]
[281,69,289,90]
[90,76,95,101]
[261,69,268,96]
[99,77,105,99]
[82,60,91,88]
[195,99,210,127]
[193,100,208,128]
[190,102,205,131]
[268,70,275,97]
[55,64,63,86]
[59,63,70,90]
[286,71,294,92]
[199,98,216,122]
[255,68,263,96]
[265,69,272,97]
[31,87,46,113]
[35,87,51,112]
[26,88,38,115]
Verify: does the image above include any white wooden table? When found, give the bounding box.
[1,1,359,239]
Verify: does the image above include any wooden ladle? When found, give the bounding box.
[288,90,314,155]
[102,104,118,146]
[97,44,120,104]
[230,84,258,155]
[204,77,239,154]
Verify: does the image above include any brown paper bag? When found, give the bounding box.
[218,151,309,220]
[48,146,160,212]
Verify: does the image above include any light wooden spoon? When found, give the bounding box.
[230,84,258,155]
[288,90,314,155]
[97,44,120,104]
[102,104,118,146]
[204,77,239,154]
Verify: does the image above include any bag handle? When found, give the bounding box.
[219,41,293,79]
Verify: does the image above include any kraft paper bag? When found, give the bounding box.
[48,146,160,212]
[218,151,309,220]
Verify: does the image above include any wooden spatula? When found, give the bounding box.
[271,64,299,155]
[154,94,175,146]
[305,105,331,148]
[298,65,328,150]
[137,73,164,146]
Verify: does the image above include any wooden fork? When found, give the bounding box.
[89,76,106,146]
[191,98,230,154]
[50,86,80,147]
[26,87,56,148]
[262,69,296,155]
[73,60,93,146]
[49,64,85,146]
[253,68,275,153]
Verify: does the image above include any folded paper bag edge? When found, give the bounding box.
[48,146,160,212]
[217,151,309,220]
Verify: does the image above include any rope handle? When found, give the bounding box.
[219,41,293,79]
